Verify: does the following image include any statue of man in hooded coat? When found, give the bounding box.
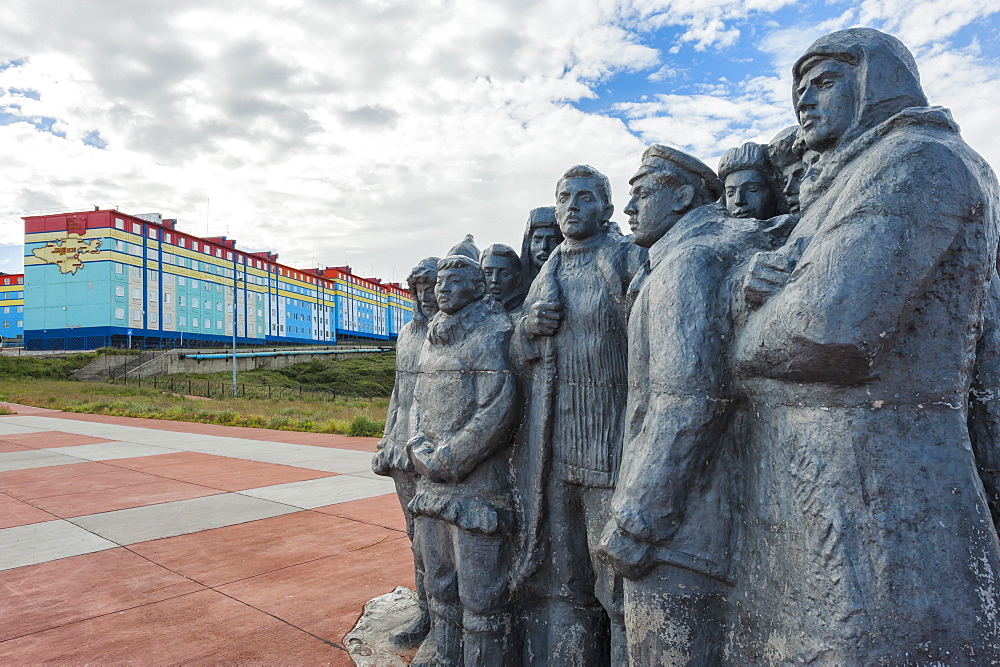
[730,28,1000,663]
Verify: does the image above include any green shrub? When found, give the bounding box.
[347,415,384,437]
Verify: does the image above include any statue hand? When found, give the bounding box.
[596,521,654,580]
[408,436,448,483]
[744,251,797,309]
[371,447,391,476]
[526,300,562,337]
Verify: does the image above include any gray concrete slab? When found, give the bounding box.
[40,442,177,461]
[0,421,47,436]
[0,520,117,571]
[237,475,395,509]
[69,493,300,545]
[282,451,378,474]
[0,451,87,473]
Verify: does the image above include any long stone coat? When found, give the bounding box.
[730,101,1000,663]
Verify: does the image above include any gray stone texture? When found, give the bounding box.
[365,26,1000,667]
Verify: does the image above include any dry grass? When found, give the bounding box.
[0,379,388,436]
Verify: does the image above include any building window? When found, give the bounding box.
[164,293,172,304]
[178,277,186,286]
[179,315,186,326]
[132,223,141,234]
[149,312,158,323]
[115,218,125,230]
[148,290,156,302]
[130,266,141,279]
[192,318,199,328]
[216,303,222,312]
[115,286,125,297]
[131,288,141,300]
[16,320,22,327]
[192,298,199,309]
[216,320,223,329]
[164,313,173,324]
[132,311,141,322]
[179,295,186,306]
[16,306,22,313]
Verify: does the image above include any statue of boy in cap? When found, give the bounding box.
[512,165,645,665]
[731,28,1000,663]
[596,144,772,664]
[407,254,519,665]
[372,256,440,649]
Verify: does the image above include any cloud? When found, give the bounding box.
[0,0,994,285]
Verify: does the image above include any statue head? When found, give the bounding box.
[446,234,481,262]
[718,142,780,220]
[480,243,524,311]
[793,28,927,153]
[435,255,486,315]
[624,144,723,248]
[766,126,809,214]
[521,206,562,281]
[555,165,614,242]
[407,256,440,323]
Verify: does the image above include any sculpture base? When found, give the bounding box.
[346,587,422,666]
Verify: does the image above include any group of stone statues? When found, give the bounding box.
[371,28,1000,665]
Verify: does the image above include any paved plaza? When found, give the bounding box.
[0,404,414,664]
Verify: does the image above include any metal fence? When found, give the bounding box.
[106,373,354,402]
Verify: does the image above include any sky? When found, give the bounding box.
[0,0,997,281]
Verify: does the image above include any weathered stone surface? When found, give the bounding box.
[353,26,1000,667]
[345,587,421,666]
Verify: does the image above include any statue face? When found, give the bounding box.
[725,170,777,220]
[435,267,482,315]
[482,254,521,302]
[624,172,687,248]
[796,59,857,152]
[556,177,609,241]
[782,163,805,214]
[529,227,560,267]
[413,281,439,318]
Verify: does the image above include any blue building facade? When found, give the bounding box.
[23,210,411,350]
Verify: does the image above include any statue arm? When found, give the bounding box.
[411,331,518,483]
[735,144,975,385]
[970,274,1000,524]
[612,248,730,543]
[372,372,402,475]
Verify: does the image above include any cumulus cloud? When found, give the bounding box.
[0,0,995,280]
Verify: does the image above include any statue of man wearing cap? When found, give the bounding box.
[595,144,770,664]
[512,165,645,664]
[730,28,1000,663]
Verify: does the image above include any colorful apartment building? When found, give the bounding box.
[0,273,24,342]
[22,210,412,350]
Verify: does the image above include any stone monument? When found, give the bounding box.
[352,26,1000,666]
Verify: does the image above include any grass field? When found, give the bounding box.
[0,352,393,436]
